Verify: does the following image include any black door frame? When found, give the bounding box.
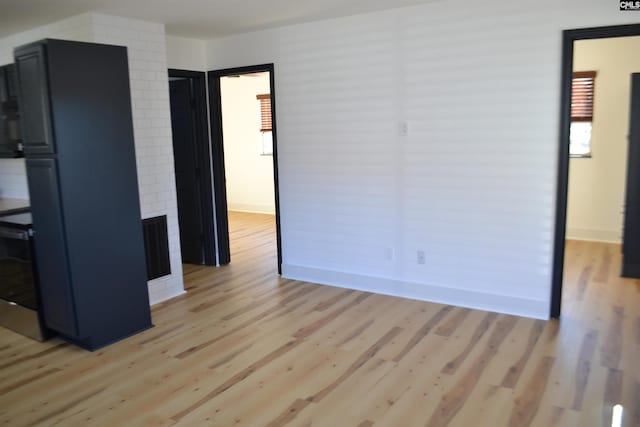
[622,73,640,278]
[207,64,282,274]
[168,68,216,266]
[551,23,640,318]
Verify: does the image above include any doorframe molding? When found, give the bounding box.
[207,63,282,273]
[551,23,640,318]
[622,74,640,278]
[168,68,216,266]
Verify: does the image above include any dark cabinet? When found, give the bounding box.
[0,66,7,102]
[25,158,78,336]
[5,65,17,98]
[15,39,152,350]
[15,44,54,155]
[0,67,7,157]
[0,64,23,158]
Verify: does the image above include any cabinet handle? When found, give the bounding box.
[0,228,29,240]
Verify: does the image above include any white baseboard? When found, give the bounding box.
[228,203,275,215]
[566,228,621,244]
[282,264,549,320]
[148,287,187,306]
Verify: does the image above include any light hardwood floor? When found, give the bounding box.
[0,212,638,426]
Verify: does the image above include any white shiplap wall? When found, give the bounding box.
[0,13,184,305]
[206,0,639,319]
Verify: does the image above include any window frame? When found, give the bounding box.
[569,70,597,158]
[257,93,272,132]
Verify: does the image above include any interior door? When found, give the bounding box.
[622,73,640,278]
[169,78,204,264]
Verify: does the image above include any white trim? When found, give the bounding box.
[282,264,549,320]
[228,204,276,215]
[565,228,621,244]
[148,288,187,306]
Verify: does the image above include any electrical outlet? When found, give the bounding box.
[417,250,426,265]
[398,120,409,136]
[385,247,394,261]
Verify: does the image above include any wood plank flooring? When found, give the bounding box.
[0,213,638,426]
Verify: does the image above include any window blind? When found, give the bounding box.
[571,71,596,122]
[257,94,272,132]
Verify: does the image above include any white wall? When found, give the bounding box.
[166,35,207,71]
[0,13,185,305]
[0,160,29,199]
[567,36,640,243]
[205,0,639,319]
[221,74,275,214]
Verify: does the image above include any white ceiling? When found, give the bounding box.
[0,0,437,39]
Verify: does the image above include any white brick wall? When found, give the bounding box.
[0,160,28,199]
[0,13,185,305]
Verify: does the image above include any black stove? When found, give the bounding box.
[0,211,49,341]
[0,212,33,230]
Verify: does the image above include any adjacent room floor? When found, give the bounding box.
[0,214,638,426]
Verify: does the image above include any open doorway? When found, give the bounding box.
[168,69,216,267]
[551,24,640,318]
[208,64,282,273]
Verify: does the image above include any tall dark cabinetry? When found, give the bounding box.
[623,73,640,278]
[0,64,23,157]
[14,39,152,350]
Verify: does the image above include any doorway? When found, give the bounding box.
[168,69,216,266]
[208,64,282,273]
[551,24,640,318]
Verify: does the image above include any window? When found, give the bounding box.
[257,94,272,132]
[570,71,596,157]
[257,94,272,155]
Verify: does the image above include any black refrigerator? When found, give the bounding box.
[14,39,152,350]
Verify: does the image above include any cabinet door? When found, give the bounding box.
[5,64,18,99]
[0,66,7,102]
[26,158,78,336]
[15,43,55,155]
[0,67,9,157]
[0,65,20,158]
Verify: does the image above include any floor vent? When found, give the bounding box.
[142,215,171,280]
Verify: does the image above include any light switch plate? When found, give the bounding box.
[398,120,409,137]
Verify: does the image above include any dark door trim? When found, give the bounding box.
[622,73,640,278]
[551,23,640,318]
[207,64,282,274]
[168,68,216,266]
